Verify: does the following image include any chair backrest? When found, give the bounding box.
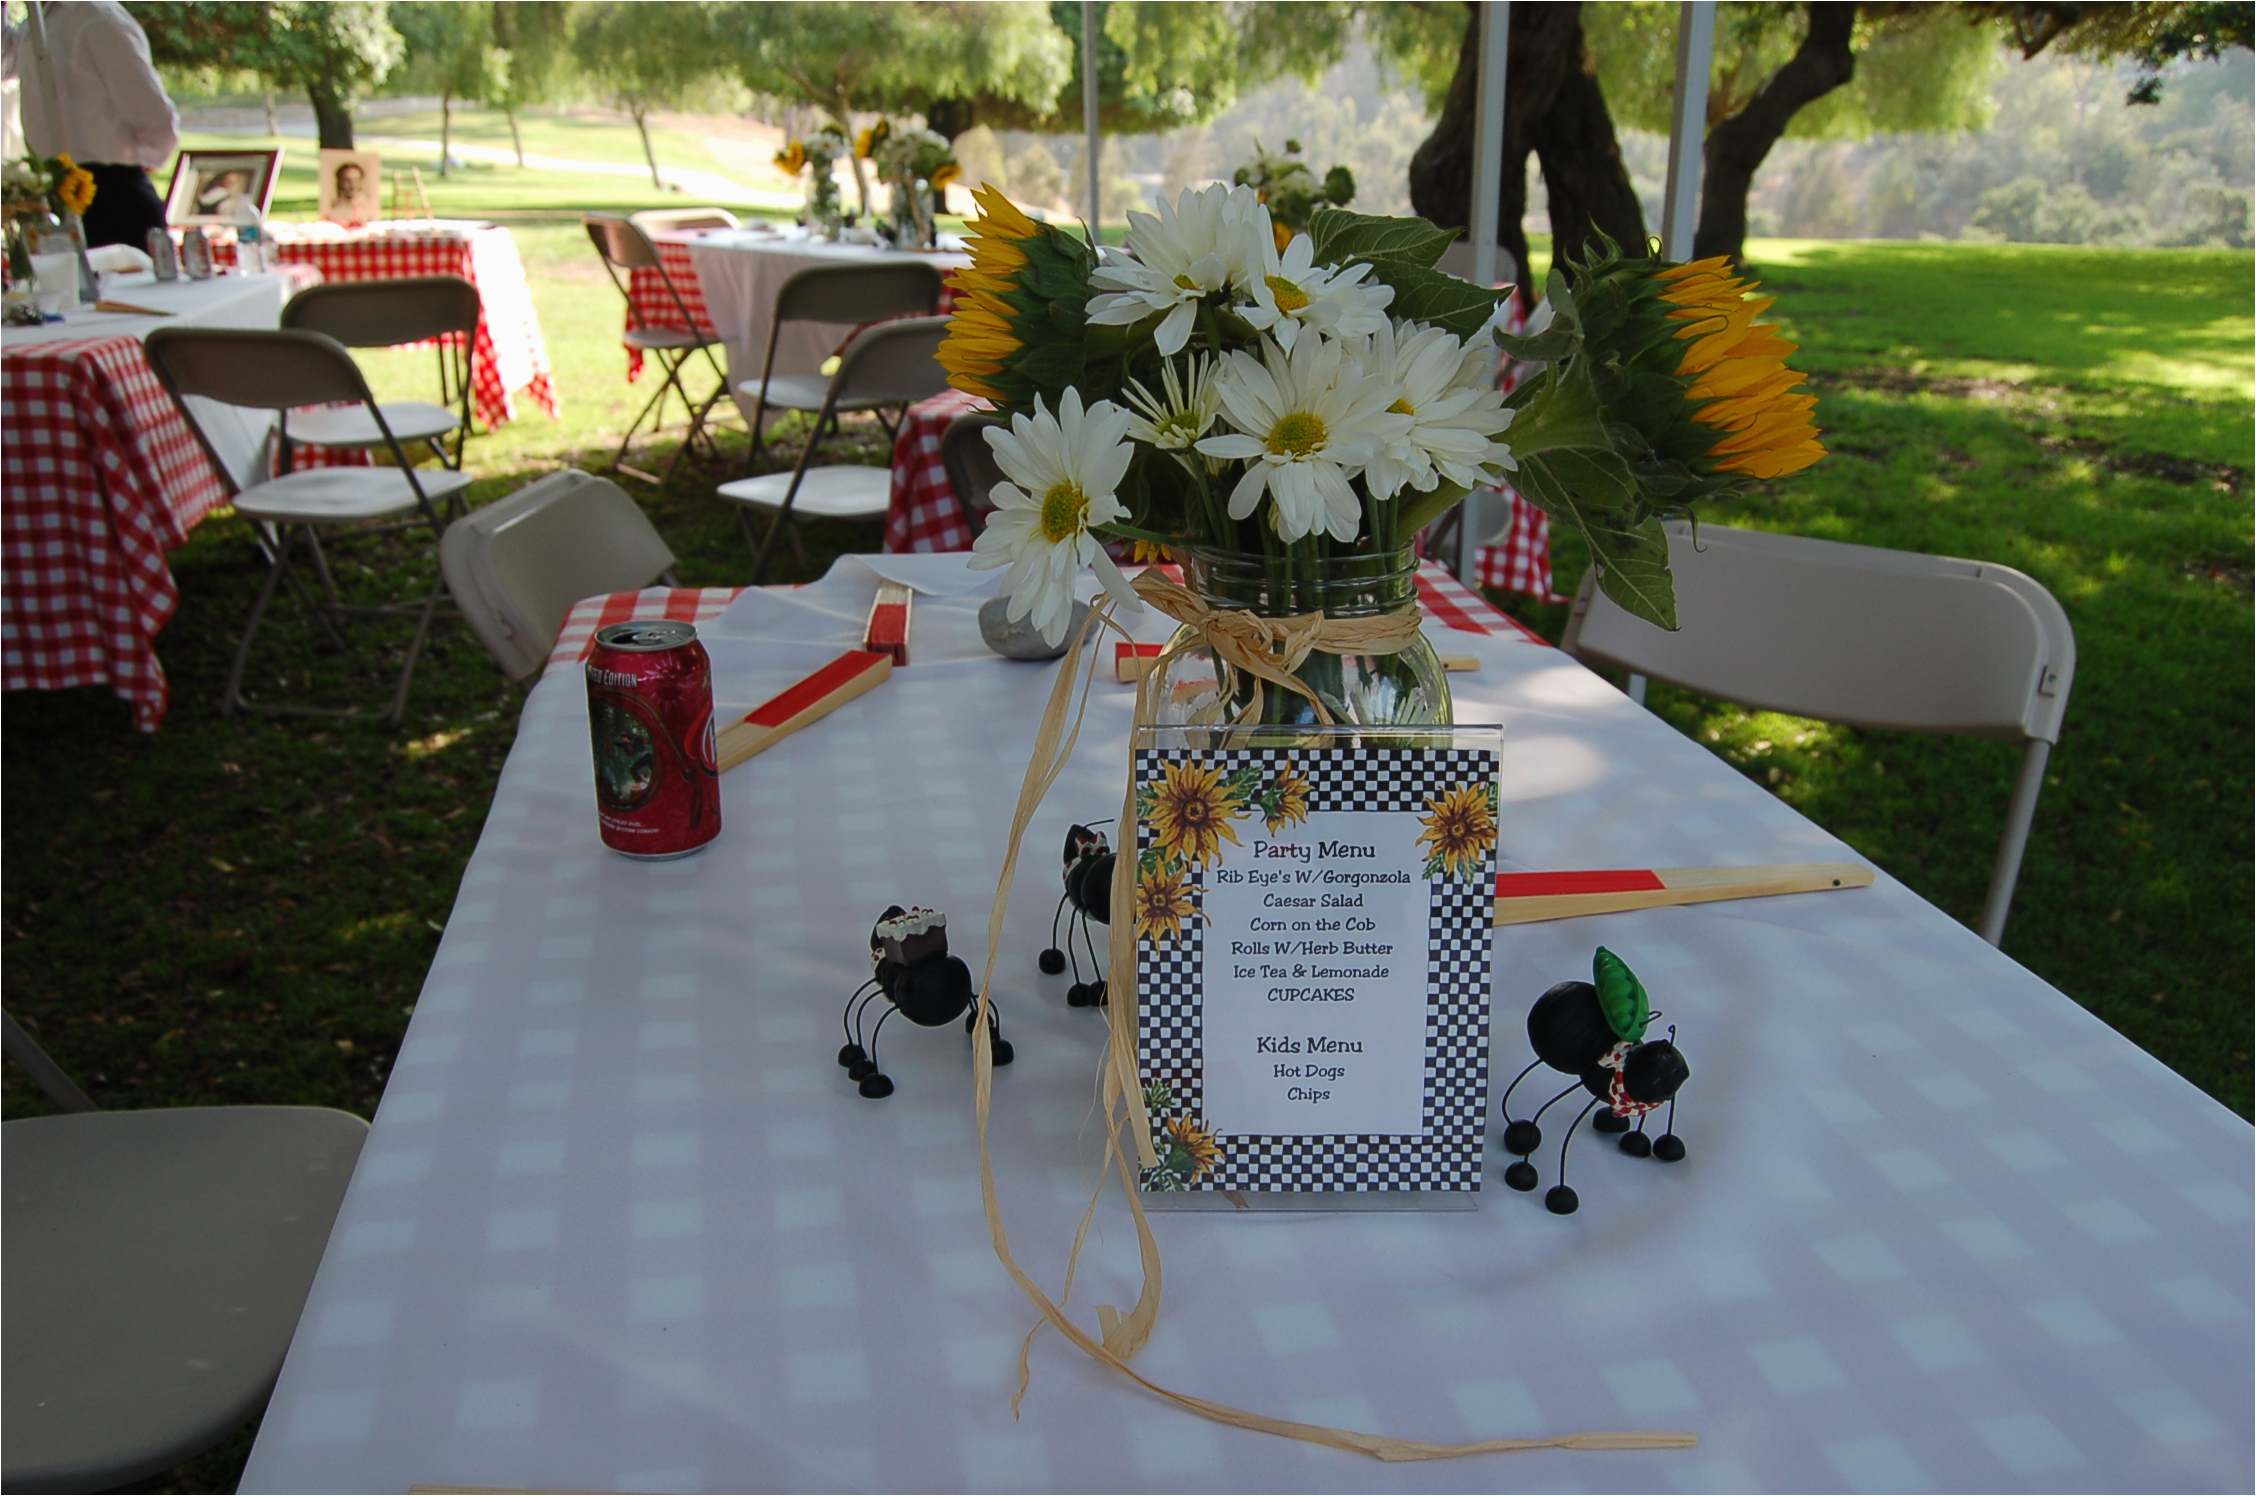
[826,316,953,411]
[1560,522,2075,744]
[583,212,662,271]
[280,275,480,348]
[631,207,741,234]
[774,260,945,326]
[941,412,1007,530]
[440,470,678,685]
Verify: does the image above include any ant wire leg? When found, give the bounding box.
[1498,1060,1548,1175]
[1526,1081,1586,1128]
[849,985,887,1047]
[858,1006,898,1098]
[1619,1107,1654,1157]
[1040,892,1071,976]
[838,980,879,1071]
[1654,1095,1687,1163]
[1547,1097,1603,1215]
[1498,1058,1543,1122]
[1077,908,1108,1003]
[840,979,877,1046]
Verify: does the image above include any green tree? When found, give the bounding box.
[388,2,505,177]
[570,0,721,189]
[718,1,1069,214]
[490,2,576,168]
[132,0,404,149]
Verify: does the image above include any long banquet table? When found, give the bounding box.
[241,554,2252,1494]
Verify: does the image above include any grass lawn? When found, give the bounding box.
[0,173,2248,1487]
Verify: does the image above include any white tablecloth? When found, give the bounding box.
[3,270,291,487]
[684,229,967,425]
[241,555,2253,1495]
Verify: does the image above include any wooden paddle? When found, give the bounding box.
[1494,863,1875,925]
[715,649,892,772]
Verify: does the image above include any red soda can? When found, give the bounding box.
[585,621,721,859]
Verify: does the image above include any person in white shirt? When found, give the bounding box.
[2,0,178,247]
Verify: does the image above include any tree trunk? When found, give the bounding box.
[263,89,278,137]
[310,87,354,151]
[1694,2,1858,265]
[632,104,661,189]
[507,108,525,169]
[1408,3,1641,309]
[1528,19,1650,275]
[440,91,453,179]
[831,101,872,216]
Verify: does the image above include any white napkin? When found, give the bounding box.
[85,243,153,274]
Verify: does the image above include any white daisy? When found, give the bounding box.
[968,389,1143,644]
[1356,320,1518,501]
[1237,232,1393,353]
[1122,355,1222,453]
[1193,336,1412,544]
[1086,184,1272,356]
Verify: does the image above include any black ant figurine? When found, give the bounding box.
[1037,822,1114,1008]
[1498,946,1689,1215]
[838,905,1013,1099]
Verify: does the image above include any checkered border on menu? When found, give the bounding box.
[1133,745,1494,1194]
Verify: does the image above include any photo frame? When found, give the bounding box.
[164,148,282,225]
[1130,722,1502,1211]
[317,149,384,227]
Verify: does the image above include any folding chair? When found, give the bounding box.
[585,212,729,486]
[279,274,482,471]
[442,470,680,687]
[1560,522,2076,945]
[144,326,475,724]
[717,315,950,580]
[741,259,944,466]
[2,1010,367,1495]
[630,206,741,234]
[940,410,1007,537]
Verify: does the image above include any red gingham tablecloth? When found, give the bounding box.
[541,561,1540,680]
[222,227,558,429]
[2,336,237,730]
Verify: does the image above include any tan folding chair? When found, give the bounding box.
[1560,521,2076,944]
[940,410,1007,537]
[585,212,729,486]
[441,470,680,686]
[2,1010,367,1495]
[279,275,482,470]
[145,326,475,724]
[741,259,945,465]
[630,206,741,234]
[717,315,950,580]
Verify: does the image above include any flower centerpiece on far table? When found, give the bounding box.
[939,182,1828,728]
[4,150,94,284]
[1233,137,1355,253]
[775,127,850,240]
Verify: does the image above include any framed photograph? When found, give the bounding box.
[317,149,384,227]
[164,148,282,225]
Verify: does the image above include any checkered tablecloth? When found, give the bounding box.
[220,227,558,429]
[2,336,236,731]
[538,560,1535,682]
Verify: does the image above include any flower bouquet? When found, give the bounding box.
[775,127,849,239]
[940,181,1825,726]
[864,119,959,250]
[1233,137,1355,251]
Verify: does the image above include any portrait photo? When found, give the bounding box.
[318,149,384,227]
[162,148,282,224]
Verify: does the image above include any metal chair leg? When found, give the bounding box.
[223,539,294,717]
[385,568,448,725]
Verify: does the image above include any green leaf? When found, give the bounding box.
[1309,209,1456,271]
[1587,512,1679,631]
[1379,264,1512,341]
[1593,946,1651,1042]
[1494,326,1579,363]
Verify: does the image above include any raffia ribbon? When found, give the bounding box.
[964,581,1697,1462]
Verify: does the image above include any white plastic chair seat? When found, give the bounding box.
[623,324,718,352]
[2,1105,367,1494]
[232,465,475,524]
[284,400,459,449]
[736,372,833,412]
[717,465,892,521]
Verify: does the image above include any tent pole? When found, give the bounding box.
[1082,0,1101,245]
[1461,2,1509,586]
[1661,0,1716,262]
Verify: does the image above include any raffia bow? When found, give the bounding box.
[1129,570,1426,726]
[961,577,1696,1463]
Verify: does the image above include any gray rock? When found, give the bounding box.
[979,595,1085,660]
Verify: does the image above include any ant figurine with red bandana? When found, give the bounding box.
[1498,947,1689,1215]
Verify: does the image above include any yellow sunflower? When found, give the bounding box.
[1654,257,1826,481]
[773,140,806,176]
[855,119,889,160]
[936,182,1041,401]
[1145,760,1245,868]
[1262,761,1310,832]
[929,162,961,190]
[1135,858,1200,942]
[1163,1114,1220,1179]
[56,163,94,217]
[1416,782,1498,882]
[1129,540,1180,564]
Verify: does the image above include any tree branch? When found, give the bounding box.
[1693,2,1859,264]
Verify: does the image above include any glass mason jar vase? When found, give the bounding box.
[1144,547,1452,730]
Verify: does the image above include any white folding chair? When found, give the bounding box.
[1561,522,2076,945]
[145,326,476,724]
[630,206,741,234]
[940,410,1007,537]
[440,470,680,687]
[740,259,944,465]
[1,1010,367,1495]
[585,213,729,486]
[718,315,950,581]
[279,274,482,470]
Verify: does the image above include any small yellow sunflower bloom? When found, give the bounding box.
[1163,1114,1220,1178]
[1135,859,1200,942]
[1262,762,1310,832]
[1146,761,1245,868]
[773,140,806,176]
[1416,782,1498,882]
